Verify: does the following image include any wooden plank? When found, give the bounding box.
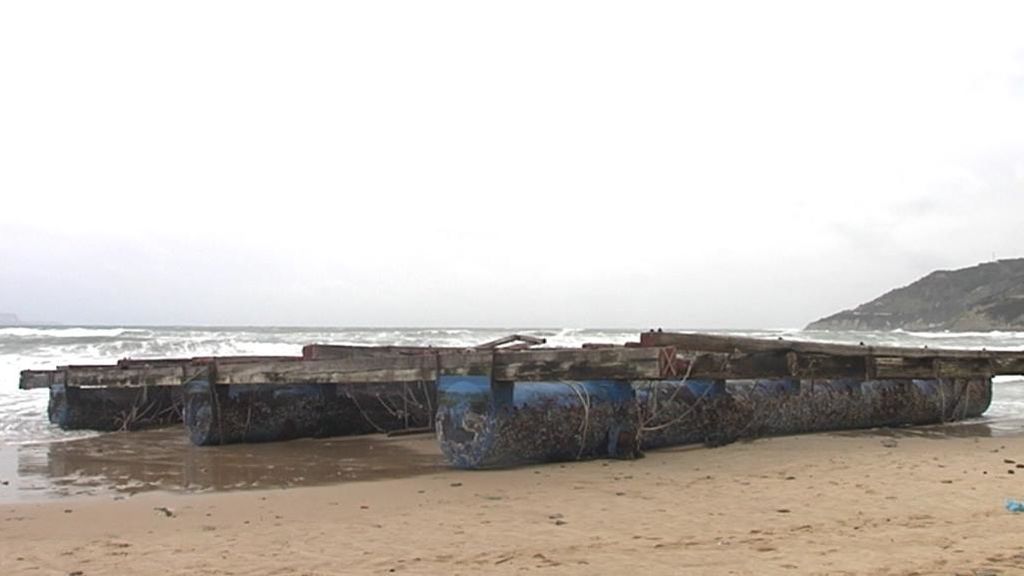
[671,351,795,380]
[784,353,866,379]
[302,334,547,361]
[64,364,205,388]
[644,331,1024,377]
[216,346,668,385]
[48,357,300,388]
[19,370,56,390]
[435,350,497,377]
[442,347,666,381]
[116,358,193,368]
[117,356,300,368]
[991,356,1024,375]
[643,330,1024,364]
[640,331,1017,360]
[473,334,546,350]
[301,344,457,361]
[869,357,932,379]
[215,354,439,385]
[674,350,996,380]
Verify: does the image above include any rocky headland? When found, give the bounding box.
[807,259,1024,331]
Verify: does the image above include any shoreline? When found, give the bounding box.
[0,430,447,504]
[4,415,1024,504]
[4,429,1024,574]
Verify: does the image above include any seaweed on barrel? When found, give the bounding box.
[437,375,994,469]
[437,378,639,469]
[184,380,435,446]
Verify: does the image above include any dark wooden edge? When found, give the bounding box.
[639,331,1020,359]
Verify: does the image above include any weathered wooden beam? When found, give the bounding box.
[43,356,304,388]
[641,331,1017,360]
[446,347,668,381]
[784,352,866,379]
[646,331,1024,377]
[64,364,207,388]
[301,335,547,361]
[496,342,539,351]
[214,354,438,385]
[473,334,546,350]
[117,356,300,368]
[867,357,998,379]
[116,358,193,368]
[19,370,57,390]
[673,350,998,380]
[676,351,790,380]
[301,344,457,361]
[991,356,1024,375]
[215,346,670,385]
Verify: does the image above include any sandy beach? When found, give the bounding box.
[6,0,1024,572]
[3,427,1024,575]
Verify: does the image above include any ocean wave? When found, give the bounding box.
[889,328,1024,340]
[0,327,136,339]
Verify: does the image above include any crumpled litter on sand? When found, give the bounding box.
[1005,499,1024,513]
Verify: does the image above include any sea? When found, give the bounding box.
[1,326,1023,500]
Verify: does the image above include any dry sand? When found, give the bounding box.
[3,429,1024,575]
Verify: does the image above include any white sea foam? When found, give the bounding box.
[0,327,134,339]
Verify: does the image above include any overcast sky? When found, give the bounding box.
[1,1,1022,329]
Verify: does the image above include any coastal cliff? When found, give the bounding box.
[807,259,1024,331]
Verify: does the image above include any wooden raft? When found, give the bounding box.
[19,331,1024,391]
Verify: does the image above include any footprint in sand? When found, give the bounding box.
[532,553,561,567]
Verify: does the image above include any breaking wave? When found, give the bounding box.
[0,327,137,339]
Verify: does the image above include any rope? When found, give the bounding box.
[639,353,699,433]
[563,381,592,459]
[347,387,387,433]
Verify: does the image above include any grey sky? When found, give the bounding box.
[2,1,1023,328]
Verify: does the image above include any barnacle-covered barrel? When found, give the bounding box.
[742,377,991,436]
[436,376,639,469]
[635,379,741,448]
[638,377,992,448]
[48,383,183,431]
[183,379,435,446]
[438,376,993,468]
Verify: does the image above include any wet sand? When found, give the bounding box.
[1,428,445,501]
[3,425,1024,575]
